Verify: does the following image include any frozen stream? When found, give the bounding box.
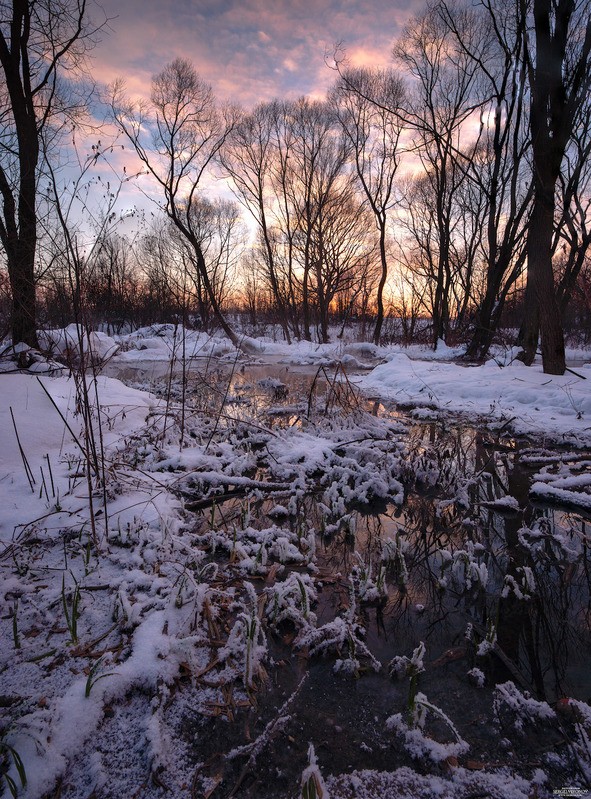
[105,356,591,798]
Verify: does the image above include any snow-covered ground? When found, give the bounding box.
[107,326,591,441]
[41,323,589,446]
[30,323,591,443]
[358,351,591,446]
[1,327,590,799]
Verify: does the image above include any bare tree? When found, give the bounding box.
[276,98,350,340]
[554,94,591,319]
[0,0,100,346]
[110,58,244,347]
[394,3,486,348]
[267,101,303,337]
[307,179,376,343]
[86,232,141,332]
[433,0,533,360]
[390,267,429,343]
[139,222,183,324]
[331,67,405,344]
[181,196,245,329]
[239,252,263,327]
[517,0,591,373]
[221,101,294,342]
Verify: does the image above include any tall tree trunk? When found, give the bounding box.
[522,197,565,373]
[518,146,565,373]
[0,15,40,349]
[302,245,312,341]
[467,291,498,361]
[8,239,38,346]
[515,0,591,375]
[517,267,539,362]
[372,224,388,345]
[467,250,525,361]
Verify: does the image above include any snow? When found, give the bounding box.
[1,329,590,799]
[104,327,591,446]
[15,324,591,445]
[493,682,556,732]
[0,371,193,797]
[38,325,120,362]
[482,495,521,511]
[326,766,539,799]
[0,373,155,540]
[301,743,331,798]
[386,706,470,762]
[358,353,591,444]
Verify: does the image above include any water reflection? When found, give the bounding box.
[198,415,591,707]
[135,360,591,706]
[113,359,591,793]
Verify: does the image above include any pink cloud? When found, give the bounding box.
[92,0,422,107]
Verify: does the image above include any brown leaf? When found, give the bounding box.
[466,760,488,770]
[266,564,281,585]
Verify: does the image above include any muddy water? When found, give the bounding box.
[110,358,591,796]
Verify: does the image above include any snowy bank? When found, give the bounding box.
[0,373,159,541]
[358,353,591,445]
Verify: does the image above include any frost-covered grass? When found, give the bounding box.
[0,363,408,797]
[1,330,591,798]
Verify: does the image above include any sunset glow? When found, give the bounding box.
[94,0,418,105]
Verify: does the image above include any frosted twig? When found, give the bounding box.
[224,672,309,797]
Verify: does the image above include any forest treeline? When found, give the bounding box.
[1,0,590,373]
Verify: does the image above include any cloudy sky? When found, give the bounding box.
[94,0,418,106]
